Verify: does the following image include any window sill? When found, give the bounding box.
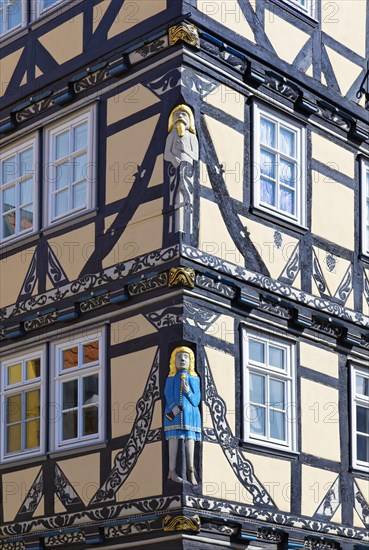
[30,0,85,30]
[359,253,369,265]
[268,0,318,26]
[0,453,47,470]
[42,208,98,236]
[0,26,28,47]
[240,439,299,460]
[0,231,40,256]
[49,440,107,460]
[350,466,369,478]
[249,205,308,235]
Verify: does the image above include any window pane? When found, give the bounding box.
[3,185,16,212]
[55,189,69,217]
[279,127,295,157]
[260,179,276,206]
[26,390,40,419]
[0,9,3,34]
[260,118,276,148]
[7,394,21,423]
[83,375,99,405]
[62,380,78,409]
[250,373,265,404]
[20,205,33,231]
[356,375,369,397]
[280,159,296,187]
[3,211,16,237]
[7,424,21,453]
[249,339,265,363]
[20,178,33,204]
[74,123,87,151]
[83,341,99,364]
[269,346,285,369]
[19,148,33,176]
[357,406,369,435]
[62,410,78,440]
[7,362,22,384]
[83,406,98,436]
[43,0,60,8]
[26,419,40,449]
[55,162,70,190]
[8,0,21,29]
[250,405,265,436]
[26,358,40,379]
[73,153,87,183]
[280,187,295,215]
[270,410,286,441]
[357,435,369,463]
[270,379,285,408]
[63,347,78,369]
[260,150,276,179]
[55,131,69,160]
[2,156,17,183]
[72,182,86,209]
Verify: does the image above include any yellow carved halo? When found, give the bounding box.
[168,104,196,135]
[168,346,197,377]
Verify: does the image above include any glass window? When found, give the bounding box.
[281,0,316,17]
[1,350,44,461]
[0,0,25,37]
[0,137,37,242]
[254,104,306,226]
[45,108,95,225]
[52,329,104,450]
[242,330,296,451]
[352,366,369,469]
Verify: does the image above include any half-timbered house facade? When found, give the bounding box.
[0,0,369,549]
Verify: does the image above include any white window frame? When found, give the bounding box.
[0,0,27,39]
[0,347,46,463]
[0,134,38,244]
[351,364,369,471]
[281,0,316,18]
[44,106,96,227]
[50,328,105,452]
[361,158,369,256]
[242,329,297,452]
[253,103,306,227]
[31,0,68,19]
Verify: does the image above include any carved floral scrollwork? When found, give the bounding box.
[168,23,200,49]
[163,515,201,532]
[168,267,195,288]
[44,532,85,547]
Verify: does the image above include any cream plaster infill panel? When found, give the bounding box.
[240,216,299,282]
[205,347,236,433]
[2,466,42,522]
[300,342,338,379]
[111,315,156,345]
[0,246,36,308]
[111,347,157,439]
[265,11,309,65]
[204,83,245,122]
[105,114,160,204]
[93,0,111,33]
[204,115,244,202]
[107,84,160,126]
[311,133,354,179]
[108,0,167,39]
[205,313,235,344]
[301,379,340,461]
[322,0,366,57]
[244,451,291,512]
[301,465,338,518]
[48,223,95,282]
[203,442,254,505]
[197,1,255,43]
[325,46,363,97]
[199,198,244,268]
[312,171,354,250]
[38,15,83,65]
[312,246,352,299]
[57,453,100,506]
[0,48,24,97]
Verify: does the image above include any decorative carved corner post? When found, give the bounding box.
[164,105,199,237]
[163,346,201,485]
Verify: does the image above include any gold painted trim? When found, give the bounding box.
[163,514,201,532]
[168,23,200,49]
[168,267,195,288]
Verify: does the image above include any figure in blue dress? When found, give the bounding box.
[164,346,201,485]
